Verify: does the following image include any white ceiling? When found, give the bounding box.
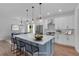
[0,3,78,19]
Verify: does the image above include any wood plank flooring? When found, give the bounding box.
[54,43,79,56]
[0,40,79,56]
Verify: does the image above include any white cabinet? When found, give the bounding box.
[55,30,74,46]
[54,15,75,29]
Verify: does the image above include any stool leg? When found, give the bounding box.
[11,44,13,52]
[15,45,20,56]
[11,44,16,54]
[19,47,21,55]
[38,50,39,56]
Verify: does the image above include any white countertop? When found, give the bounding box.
[14,33,54,45]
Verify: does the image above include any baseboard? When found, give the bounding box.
[0,38,11,44]
[0,38,5,40]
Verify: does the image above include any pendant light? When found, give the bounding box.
[20,18,22,24]
[32,6,34,21]
[39,3,43,23]
[39,3,42,19]
[26,9,28,22]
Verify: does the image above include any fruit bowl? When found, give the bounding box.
[35,34,43,41]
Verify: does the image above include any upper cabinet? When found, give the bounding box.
[47,19,55,32]
[54,15,75,29]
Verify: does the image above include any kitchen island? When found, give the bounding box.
[14,33,55,56]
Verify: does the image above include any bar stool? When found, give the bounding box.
[15,37,25,56]
[11,33,26,54]
[11,34,17,53]
[24,42,39,56]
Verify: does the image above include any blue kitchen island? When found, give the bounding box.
[14,33,55,56]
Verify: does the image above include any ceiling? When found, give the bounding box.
[0,3,78,19]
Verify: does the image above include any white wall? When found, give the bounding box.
[0,15,20,40]
[54,15,75,46]
[0,4,32,40]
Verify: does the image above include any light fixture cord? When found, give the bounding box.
[39,3,42,19]
[32,6,34,21]
[26,9,28,18]
[26,9,28,22]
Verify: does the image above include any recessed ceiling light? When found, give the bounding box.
[47,12,50,15]
[58,9,62,12]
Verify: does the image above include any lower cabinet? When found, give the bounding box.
[55,33,75,47]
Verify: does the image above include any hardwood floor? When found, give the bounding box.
[0,40,15,56]
[0,40,79,56]
[54,43,79,56]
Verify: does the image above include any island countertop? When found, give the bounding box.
[14,33,54,45]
